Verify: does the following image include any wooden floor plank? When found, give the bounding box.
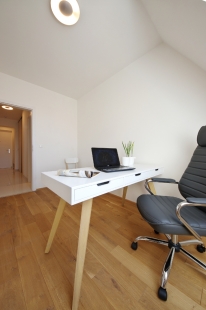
[0,276,27,310]
[15,242,55,310]
[34,212,52,234]
[0,231,20,286]
[0,201,12,235]
[17,202,35,226]
[24,197,42,216]
[12,208,31,248]
[80,272,115,310]
[93,267,141,310]
[86,234,147,301]
[27,222,74,310]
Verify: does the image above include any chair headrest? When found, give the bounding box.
[197,126,206,147]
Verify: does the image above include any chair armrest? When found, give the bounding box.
[150,177,178,184]
[186,197,206,204]
[145,178,178,195]
[176,200,206,241]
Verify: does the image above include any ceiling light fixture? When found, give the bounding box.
[2,105,13,110]
[51,0,80,25]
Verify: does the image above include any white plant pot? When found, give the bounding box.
[122,156,135,167]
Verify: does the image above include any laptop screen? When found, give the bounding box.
[91,148,120,168]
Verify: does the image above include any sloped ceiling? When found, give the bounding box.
[141,0,206,72]
[0,1,205,101]
[0,0,161,100]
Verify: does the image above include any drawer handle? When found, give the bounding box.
[135,173,141,176]
[97,181,110,186]
[155,168,159,171]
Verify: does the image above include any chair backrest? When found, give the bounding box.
[65,157,78,169]
[178,126,206,199]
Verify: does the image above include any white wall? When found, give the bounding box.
[0,72,78,190]
[78,43,206,202]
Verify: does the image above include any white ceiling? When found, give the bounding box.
[141,0,206,73]
[0,0,205,101]
[0,0,161,100]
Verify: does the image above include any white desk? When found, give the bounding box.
[41,164,163,310]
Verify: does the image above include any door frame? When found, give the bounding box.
[0,100,36,191]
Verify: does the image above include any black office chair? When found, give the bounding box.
[131,126,206,301]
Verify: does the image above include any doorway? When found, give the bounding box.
[0,103,33,197]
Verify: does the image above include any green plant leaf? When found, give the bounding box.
[122,141,134,157]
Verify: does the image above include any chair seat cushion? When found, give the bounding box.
[137,195,206,236]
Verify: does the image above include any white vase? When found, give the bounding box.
[122,156,135,166]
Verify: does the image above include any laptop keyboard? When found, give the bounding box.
[102,166,134,172]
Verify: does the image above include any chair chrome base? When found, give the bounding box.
[131,234,206,301]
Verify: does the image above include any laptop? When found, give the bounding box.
[91,147,135,172]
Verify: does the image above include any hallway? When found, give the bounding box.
[0,168,31,197]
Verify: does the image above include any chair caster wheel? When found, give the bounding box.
[197,244,206,253]
[158,287,167,301]
[131,242,138,250]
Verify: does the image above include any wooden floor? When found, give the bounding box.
[1,189,206,310]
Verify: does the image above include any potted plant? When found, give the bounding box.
[122,141,135,166]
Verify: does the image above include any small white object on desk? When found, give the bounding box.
[57,168,100,178]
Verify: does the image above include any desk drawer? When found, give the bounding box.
[123,168,162,186]
[74,178,124,202]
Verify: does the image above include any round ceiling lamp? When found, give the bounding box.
[2,105,13,110]
[51,0,80,25]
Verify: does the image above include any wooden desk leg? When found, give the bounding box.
[147,179,156,195]
[45,198,67,253]
[122,186,128,206]
[72,198,93,310]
